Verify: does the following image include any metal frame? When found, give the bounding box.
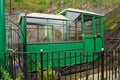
[5,49,120,80]
[0,0,6,67]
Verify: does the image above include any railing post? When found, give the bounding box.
[101,50,104,80]
[118,50,120,80]
[40,49,43,80]
[23,43,27,80]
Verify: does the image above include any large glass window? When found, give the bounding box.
[26,19,66,43]
[68,20,82,41]
[66,11,83,41]
[84,16,93,35]
[96,18,101,35]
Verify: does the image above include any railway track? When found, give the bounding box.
[104,30,111,37]
[104,24,120,39]
[109,39,120,50]
[104,23,120,50]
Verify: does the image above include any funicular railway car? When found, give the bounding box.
[59,8,104,55]
[19,8,104,70]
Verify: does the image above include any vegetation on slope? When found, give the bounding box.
[105,6,120,30]
[6,0,120,29]
[6,0,120,13]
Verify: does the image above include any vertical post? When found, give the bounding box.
[24,14,27,80]
[19,13,27,79]
[46,20,50,42]
[23,45,27,80]
[118,50,120,80]
[100,17,104,48]
[92,16,96,36]
[0,0,6,67]
[20,15,26,52]
[81,14,85,39]
[101,50,104,80]
[65,11,69,41]
[40,49,43,80]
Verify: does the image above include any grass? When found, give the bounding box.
[6,0,120,13]
[5,0,120,29]
[109,23,117,30]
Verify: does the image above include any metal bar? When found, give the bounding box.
[66,11,69,40]
[86,52,88,80]
[40,51,43,80]
[114,50,117,78]
[35,52,37,79]
[80,52,82,80]
[0,0,6,67]
[10,53,14,78]
[109,51,110,80]
[70,52,72,80]
[101,51,104,80]
[58,52,61,80]
[106,51,108,80]
[93,52,94,80]
[118,50,120,80]
[65,52,66,80]
[13,53,16,78]
[111,51,114,80]
[52,26,54,42]
[37,25,39,42]
[52,52,54,79]
[98,52,100,80]
[75,52,77,80]
[47,52,48,79]
[30,53,32,79]
[23,45,27,80]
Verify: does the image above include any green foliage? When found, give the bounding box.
[105,6,120,29]
[36,62,57,80]
[43,64,57,80]
[16,67,22,80]
[0,67,22,80]
[6,0,120,13]
[36,62,41,80]
[0,67,12,80]
[6,0,120,29]
[14,0,23,2]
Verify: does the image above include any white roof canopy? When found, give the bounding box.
[18,13,68,25]
[59,8,104,16]
[27,13,68,20]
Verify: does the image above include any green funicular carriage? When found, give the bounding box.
[19,8,104,71]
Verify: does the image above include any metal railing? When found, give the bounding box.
[3,49,120,80]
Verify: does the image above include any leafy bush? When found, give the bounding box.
[36,62,57,80]
[0,67,22,80]
[0,67,12,80]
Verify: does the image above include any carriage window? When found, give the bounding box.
[26,20,66,43]
[69,21,82,41]
[84,21,92,34]
[26,25,45,43]
[84,16,93,35]
[96,18,101,35]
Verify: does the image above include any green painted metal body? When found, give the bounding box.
[20,16,26,43]
[27,41,84,69]
[20,9,104,70]
[27,41,84,52]
[0,0,6,67]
